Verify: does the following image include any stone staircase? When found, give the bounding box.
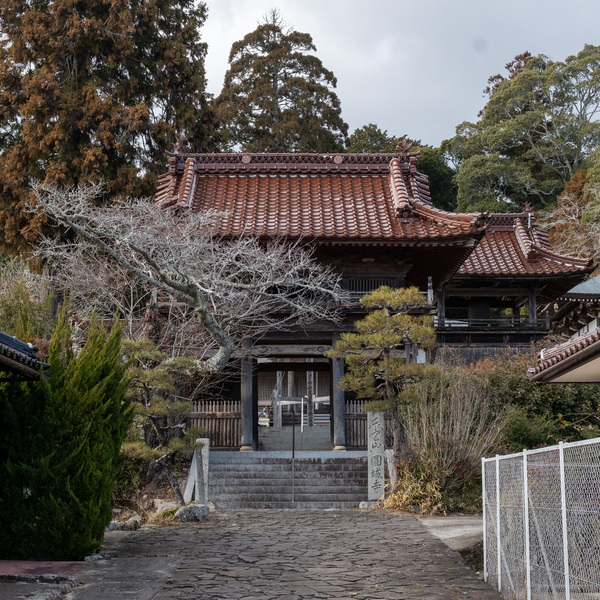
[208,451,368,509]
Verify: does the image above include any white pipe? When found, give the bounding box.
[482,456,488,583]
[559,442,571,600]
[496,454,501,592]
[523,450,531,600]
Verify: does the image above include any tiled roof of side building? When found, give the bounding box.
[155,152,485,245]
[529,327,600,382]
[0,332,47,379]
[457,213,592,278]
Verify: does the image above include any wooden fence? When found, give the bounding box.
[190,397,390,450]
[345,399,367,449]
[345,399,392,450]
[190,399,241,449]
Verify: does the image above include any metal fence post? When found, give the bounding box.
[523,450,531,600]
[496,454,501,592]
[559,441,571,600]
[482,457,488,583]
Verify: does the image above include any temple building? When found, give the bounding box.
[154,150,593,451]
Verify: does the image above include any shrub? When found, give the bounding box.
[385,365,508,514]
[476,352,600,448]
[0,313,132,560]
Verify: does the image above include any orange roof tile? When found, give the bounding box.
[155,153,484,246]
[154,153,592,279]
[457,213,591,278]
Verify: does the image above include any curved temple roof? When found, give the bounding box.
[155,152,592,282]
[457,213,592,279]
[155,152,485,246]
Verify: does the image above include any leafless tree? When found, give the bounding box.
[539,185,600,270]
[30,183,345,373]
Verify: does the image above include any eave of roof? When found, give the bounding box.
[557,274,600,301]
[0,333,46,380]
[529,328,600,383]
[457,212,592,280]
[156,152,486,246]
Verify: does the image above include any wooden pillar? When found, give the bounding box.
[528,288,537,325]
[332,357,346,450]
[273,371,283,427]
[437,287,446,327]
[240,344,254,451]
[306,362,314,427]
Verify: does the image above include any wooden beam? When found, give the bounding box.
[257,361,330,373]
[443,287,532,297]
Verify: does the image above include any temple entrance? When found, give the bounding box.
[256,358,333,451]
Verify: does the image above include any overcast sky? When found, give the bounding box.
[202,0,600,147]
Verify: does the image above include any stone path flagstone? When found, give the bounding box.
[62,509,501,600]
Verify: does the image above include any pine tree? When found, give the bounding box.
[0,313,132,560]
[326,287,435,460]
[0,0,216,254]
[215,10,347,152]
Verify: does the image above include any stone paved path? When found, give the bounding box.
[67,509,501,600]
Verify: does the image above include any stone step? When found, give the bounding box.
[207,451,369,509]
[209,473,368,487]
[210,484,366,494]
[209,451,368,462]
[210,492,367,503]
[208,465,367,475]
[212,500,363,509]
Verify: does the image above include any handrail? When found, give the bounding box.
[436,316,550,330]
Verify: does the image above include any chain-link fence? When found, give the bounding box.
[482,438,600,600]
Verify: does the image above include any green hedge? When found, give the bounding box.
[0,314,132,560]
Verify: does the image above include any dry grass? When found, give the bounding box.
[386,366,508,514]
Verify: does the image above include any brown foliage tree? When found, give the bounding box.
[0,0,217,254]
[215,10,347,152]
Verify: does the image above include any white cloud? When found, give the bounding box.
[203,0,600,146]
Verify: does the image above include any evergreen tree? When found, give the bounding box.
[326,287,435,461]
[215,10,347,152]
[0,0,216,254]
[0,313,132,560]
[346,124,397,153]
[347,127,459,211]
[443,45,600,212]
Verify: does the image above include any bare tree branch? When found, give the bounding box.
[29,183,345,373]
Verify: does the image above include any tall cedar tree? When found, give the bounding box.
[443,45,600,212]
[215,10,348,152]
[0,313,132,560]
[326,287,435,461]
[0,0,216,254]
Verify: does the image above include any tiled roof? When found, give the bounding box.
[154,153,592,279]
[0,332,46,379]
[529,327,600,382]
[155,153,485,246]
[457,213,592,278]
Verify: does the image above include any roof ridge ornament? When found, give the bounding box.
[395,135,414,154]
[172,133,188,155]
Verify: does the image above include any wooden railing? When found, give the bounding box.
[436,316,550,331]
[190,399,240,449]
